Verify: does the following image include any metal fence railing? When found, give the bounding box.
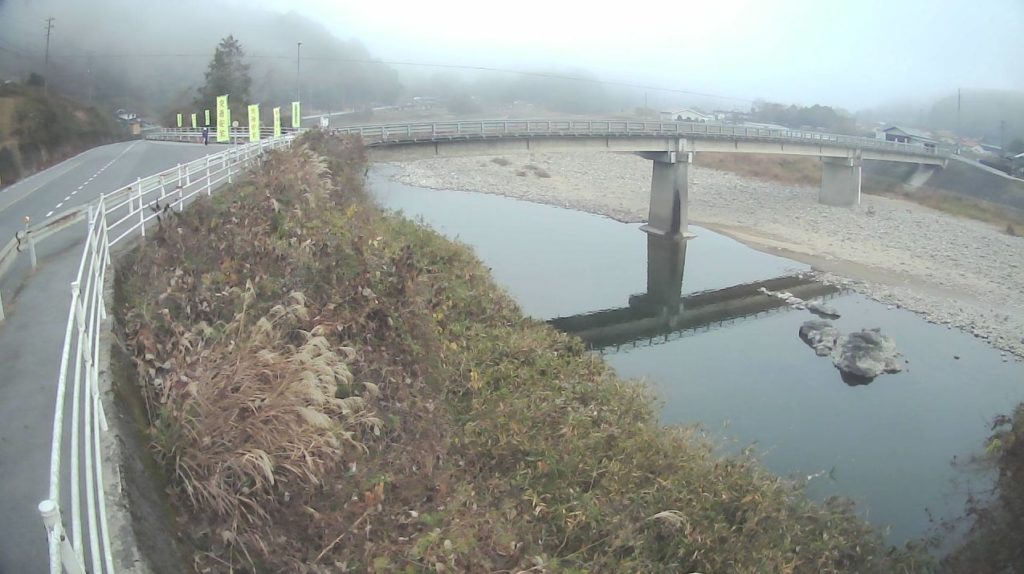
[152,127,301,144]
[34,133,295,574]
[329,118,952,158]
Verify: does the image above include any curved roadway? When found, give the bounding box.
[0,139,227,574]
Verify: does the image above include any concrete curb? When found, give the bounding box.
[99,265,154,574]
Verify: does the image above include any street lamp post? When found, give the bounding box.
[296,42,302,106]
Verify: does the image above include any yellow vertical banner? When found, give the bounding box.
[204,109,211,126]
[248,104,260,142]
[176,113,183,128]
[273,106,281,138]
[291,101,300,128]
[216,95,229,142]
[190,113,197,129]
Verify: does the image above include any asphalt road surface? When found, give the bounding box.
[0,139,227,574]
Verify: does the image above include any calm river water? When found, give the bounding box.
[369,167,1024,546]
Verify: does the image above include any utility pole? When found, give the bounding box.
[956,88,961,136]
[296,42,302,105]
[1000,120,1006,156]
[43,16,55,95]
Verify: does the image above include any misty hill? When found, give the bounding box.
[0,0,401,118]
[0,80,123,186]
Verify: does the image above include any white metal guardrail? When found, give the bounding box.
[33,133,294,574]
[152,127,301,144]
[330,118,952,158]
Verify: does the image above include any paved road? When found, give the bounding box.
[0,139,226,574]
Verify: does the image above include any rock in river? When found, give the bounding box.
[806,300,841,319]
[831,329,903,384]
[799,320,840,356]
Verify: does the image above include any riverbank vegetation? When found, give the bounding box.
[941,404,1024,572]
[116,133,931,572]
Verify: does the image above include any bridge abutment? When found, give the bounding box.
[820,157,862,207]
[639,151,693,237]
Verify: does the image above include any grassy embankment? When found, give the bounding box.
[0,81,124,187]
[695,153,1024,235]
[940,405,1024,572]
[115,133,931,572]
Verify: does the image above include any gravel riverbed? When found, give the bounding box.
[389,152,1024,359]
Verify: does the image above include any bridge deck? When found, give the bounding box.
[331,119,949,165]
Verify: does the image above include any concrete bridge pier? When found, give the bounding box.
[820,157,863,207]
[639,151,693,237]
[905,163,939,190]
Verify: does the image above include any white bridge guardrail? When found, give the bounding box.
[153,126,301,144]
[329,118,952,158]
[24,133,295,574]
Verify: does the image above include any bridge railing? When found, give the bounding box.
[331,119,951,157]
[148,127,302,143]
[38,134,294,574]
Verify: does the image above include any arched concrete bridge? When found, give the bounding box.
[333,119,950,238]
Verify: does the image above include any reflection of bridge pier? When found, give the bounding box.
[549,234,840,350]
[628,234,687,318]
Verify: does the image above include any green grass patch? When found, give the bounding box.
[115,133,932,572]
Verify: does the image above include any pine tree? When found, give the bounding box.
[195,35,251,124]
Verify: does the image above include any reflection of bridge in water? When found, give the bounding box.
[549,234,840,351]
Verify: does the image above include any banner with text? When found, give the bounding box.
[273,106,281,138]
[291,101,300,128]
[176,113,182,128]
[216,95,229,142]
[204,109,211,126]
[190,113,197,129]
[248,104,260,142]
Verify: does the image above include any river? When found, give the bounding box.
[369,166,1024,547]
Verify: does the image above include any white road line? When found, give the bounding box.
[63,195,70,201]
[55,202,63,208]
[45,210,53,217]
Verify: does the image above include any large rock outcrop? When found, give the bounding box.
[798,320,840,356]
[831,329,902,383]
[799,321,902,384]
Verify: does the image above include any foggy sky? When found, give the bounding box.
[259,0,1024,110]
[2,0,1022,112]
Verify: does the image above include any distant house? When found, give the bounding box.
[876,126,937,150]
[660,108,714,123]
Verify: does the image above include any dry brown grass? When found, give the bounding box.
[695,152,821,187]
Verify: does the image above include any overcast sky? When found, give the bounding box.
[257,0,1024,109]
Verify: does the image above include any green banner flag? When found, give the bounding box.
[291,101,300,128]
[176,113,183,128]
[190,113,197,129]
[248,104,260,142]
[216,95,229,142]
[204,109,211,126]
[273,106,281,138]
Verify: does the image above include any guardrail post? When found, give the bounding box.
[24,216,37,269]
[39,500,87,574]
[203,156,211,195]
[136,177,145,238]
